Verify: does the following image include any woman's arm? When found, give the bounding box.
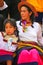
[37,23,43,46]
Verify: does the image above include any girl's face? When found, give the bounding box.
[20,6,31,20]
[5,22,16,35]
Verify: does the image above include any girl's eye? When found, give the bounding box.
[5,26,12,29]
[10,26,12,28]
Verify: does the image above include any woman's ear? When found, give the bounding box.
[29,11,32,16]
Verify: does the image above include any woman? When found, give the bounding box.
[16,0,43,65]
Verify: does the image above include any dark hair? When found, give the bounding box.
[3,18,19,37]
[0,14,4,31]
[20,5,35,23]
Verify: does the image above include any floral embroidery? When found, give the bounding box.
[1,32,18,43]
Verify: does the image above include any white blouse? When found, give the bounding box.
[16,21,43,46]
[0,32,18,52]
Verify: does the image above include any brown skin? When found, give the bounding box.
[5,22,16,35]
[20,6,32,27]
[6,60,12,65]
[5,22,16,65]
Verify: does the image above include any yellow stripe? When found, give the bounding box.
[18,42,43,53]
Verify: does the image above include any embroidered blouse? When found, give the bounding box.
[0,32,18,52]
[16,21,43,46]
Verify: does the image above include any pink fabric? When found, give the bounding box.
[17,49,43,65]
[0,49,13,56]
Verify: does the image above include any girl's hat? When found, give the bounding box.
[18,0,38,17]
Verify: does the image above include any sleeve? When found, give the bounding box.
[0,32,3,39]
[37,23,43,46]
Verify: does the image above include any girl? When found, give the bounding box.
[0,18,18,65]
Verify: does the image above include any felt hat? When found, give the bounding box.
[18,0,38,17]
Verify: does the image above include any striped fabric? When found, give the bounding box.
[18,62,38,65]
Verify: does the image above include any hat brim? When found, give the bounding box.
[18,1,38,17]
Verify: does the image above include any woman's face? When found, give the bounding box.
[20,6,31,20]
[5,22,16,35]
